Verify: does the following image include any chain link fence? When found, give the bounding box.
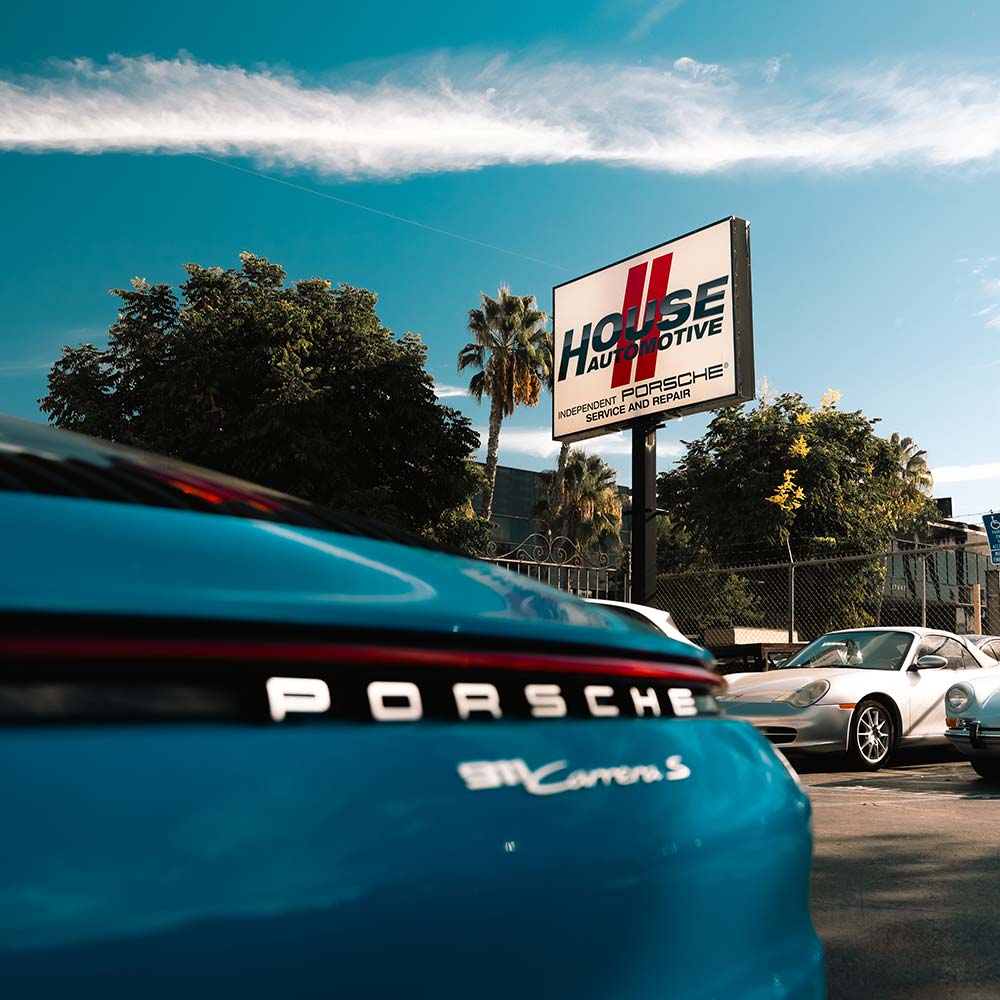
[656,544,1000,646]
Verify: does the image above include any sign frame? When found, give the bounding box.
[551,216,755,444]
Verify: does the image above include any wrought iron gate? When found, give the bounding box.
[484,534,627,600]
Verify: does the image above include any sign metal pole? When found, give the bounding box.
[630,418,658,606]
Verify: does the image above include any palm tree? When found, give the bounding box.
[457,287,550,520]
[556,439,571,482]
[889,432,933,494]
[534,449,623,553]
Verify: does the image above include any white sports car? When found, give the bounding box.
[719,627,1000,770]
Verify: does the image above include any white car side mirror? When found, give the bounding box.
[910,654,948,671]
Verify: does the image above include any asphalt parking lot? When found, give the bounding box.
[792,748,1000,1000]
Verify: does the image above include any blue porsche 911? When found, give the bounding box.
[0,416,823,999]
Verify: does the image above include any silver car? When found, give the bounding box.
[719,627,1000,770]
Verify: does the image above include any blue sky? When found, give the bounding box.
[2,0,1000,523]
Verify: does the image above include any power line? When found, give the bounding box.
[189,153,571,273]
[951,511,994,522]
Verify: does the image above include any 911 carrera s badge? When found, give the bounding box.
[457,756,691,795]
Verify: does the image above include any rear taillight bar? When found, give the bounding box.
[0,636,722,689]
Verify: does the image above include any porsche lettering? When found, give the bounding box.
[265,676,705,723]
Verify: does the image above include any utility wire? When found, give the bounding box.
[951,511,995,522]
[189,153,571,273]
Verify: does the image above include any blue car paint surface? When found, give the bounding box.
[0,419,823,999]
[3,492,701,661]
[2,720,820,999]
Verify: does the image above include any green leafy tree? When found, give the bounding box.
[457,287,550,520]
[425,462,495,555]
[654,514,763,635]
[40,253,490,548]
[656,391,936,636]
[533,449,623,554]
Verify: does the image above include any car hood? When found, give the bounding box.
[978,687,1000,722]
[952,668,1000,722]
[1,493,711,665]
[720,667,880,699]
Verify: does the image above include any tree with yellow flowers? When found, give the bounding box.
[658,389,935,559]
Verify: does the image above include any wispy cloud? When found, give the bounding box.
[432,383,468,398]
[481,429,561,459]
[480,426,683,461]
[0,330,106,377]
[0,357,54,376]
[628,0,686,40]
[933,462,1000,484]
[5,54,1000,179]
[960,258,1000,327]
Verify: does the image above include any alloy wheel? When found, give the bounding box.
[856,704,891,765]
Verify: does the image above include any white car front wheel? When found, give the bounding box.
[849,699,896,771]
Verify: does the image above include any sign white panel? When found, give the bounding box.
[552,217,754,443]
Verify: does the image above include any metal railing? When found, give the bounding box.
[483,533,627,601]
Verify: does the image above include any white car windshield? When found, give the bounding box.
[781,630,913,671]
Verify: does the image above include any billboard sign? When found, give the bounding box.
[552,217,755,443]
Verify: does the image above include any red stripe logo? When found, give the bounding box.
[609,252,673,388]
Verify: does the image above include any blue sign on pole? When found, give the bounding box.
[984,513,1000,566]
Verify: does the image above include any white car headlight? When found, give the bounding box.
[946,684,973,714]
[774,679,831,708]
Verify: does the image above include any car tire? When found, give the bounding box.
[970,758,1000,782]
[848,698,896,771]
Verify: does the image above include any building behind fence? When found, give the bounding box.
[472,464,632,552]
